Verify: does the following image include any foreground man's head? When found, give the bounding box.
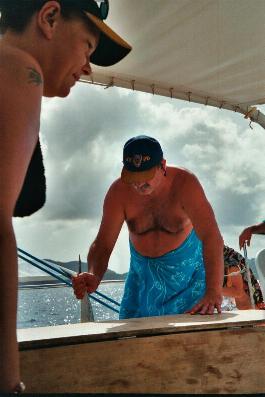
[0,0,132,97]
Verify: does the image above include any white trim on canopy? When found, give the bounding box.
[81,0,265,129]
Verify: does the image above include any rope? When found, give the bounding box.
[94,290,120,307]
[89,295,119,313]
[18,248,75,279]
[244,106,257,119]
[18,253,72,286]
[18,248,121,313]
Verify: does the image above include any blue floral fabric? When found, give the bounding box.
[119,229,206,319]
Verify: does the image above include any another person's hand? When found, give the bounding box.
[188,288,222,315]
[72,273,100,299]
[239,226,253,250]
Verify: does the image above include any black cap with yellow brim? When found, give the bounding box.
[121,135,163,184]
[83,0,132,66]
[84,12,132,66]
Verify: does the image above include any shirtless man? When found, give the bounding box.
[73,135,224,318]
[239,221,265,250]
[0,1,131,392]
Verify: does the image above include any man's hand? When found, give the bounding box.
[188,289,222,315]
[72,273,100,299]
[239,227,253,250]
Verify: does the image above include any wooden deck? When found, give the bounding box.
[18,310,265,394]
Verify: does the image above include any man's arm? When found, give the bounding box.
[239,221,265,249]
[222,266,245,298]
[181,172,224,314]
[0,52,43,392]
[72,181,125,298]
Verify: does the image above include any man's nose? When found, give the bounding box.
[82,61,92,76]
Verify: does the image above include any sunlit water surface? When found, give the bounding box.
[18,282,235,328]
[18,282,124,328]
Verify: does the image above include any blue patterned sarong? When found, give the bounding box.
[119,229,206,319]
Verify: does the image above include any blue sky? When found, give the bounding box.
[14,82,265,275]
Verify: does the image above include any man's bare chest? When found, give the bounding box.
[125,195,187,235]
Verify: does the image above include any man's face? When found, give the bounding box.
[44,17,99,97]
[131,167,162,195]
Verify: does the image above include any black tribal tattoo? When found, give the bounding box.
[27,67,43,86]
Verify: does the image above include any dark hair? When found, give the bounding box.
[0,0,100,34]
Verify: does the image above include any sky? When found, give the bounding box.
[14,82,265,276]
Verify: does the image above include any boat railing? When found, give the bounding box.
[18,248,120,322]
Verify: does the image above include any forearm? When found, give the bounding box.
[251,222,265,235]
[0,223,20,391]
[202,234,224,292]
[87,242,110,281]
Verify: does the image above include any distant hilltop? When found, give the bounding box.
[19,257,127,284]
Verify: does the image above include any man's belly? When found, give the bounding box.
[129,223,193,257]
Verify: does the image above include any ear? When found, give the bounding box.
[37,1,61,40]
[161,158,166,171]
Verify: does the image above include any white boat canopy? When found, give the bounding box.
[81,0,265,129]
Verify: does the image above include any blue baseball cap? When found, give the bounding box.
[121,135,163,184]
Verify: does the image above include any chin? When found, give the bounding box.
[56,86,72,98]
[58,91,71,98]
[43,84,71,98]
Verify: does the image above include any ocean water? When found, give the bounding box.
[18,281,236,329]
[18,282,125,328]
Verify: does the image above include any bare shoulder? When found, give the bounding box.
[107,178,123,193]
[101,178,127,221]
[170,166,200,190]
[0,44,43,129]
[109,177,132,193]
[105,178,125,200]
[0,44,43,89]
[104,178,130,207]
